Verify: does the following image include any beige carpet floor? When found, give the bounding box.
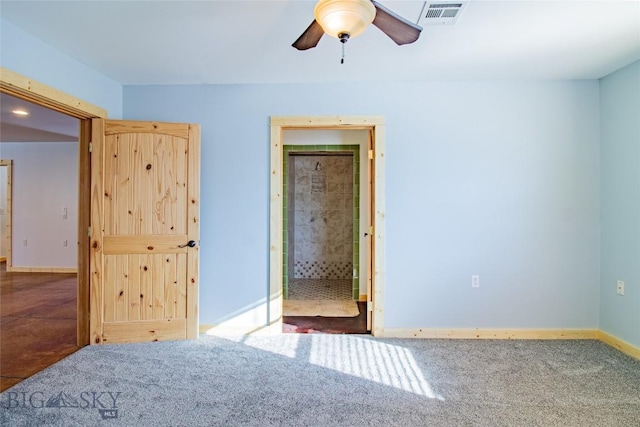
[3,338,639,426]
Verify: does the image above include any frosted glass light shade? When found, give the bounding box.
[314,0,376,39]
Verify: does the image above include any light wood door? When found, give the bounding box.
[90,119,200,344]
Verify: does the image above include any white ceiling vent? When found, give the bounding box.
[419,2,467,25]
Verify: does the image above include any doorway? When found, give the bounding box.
[1,68,107,346]
[0,93,81,391]
[283,150,365,333]
[269,117,386,336]
[0,98,79,390]
[0,69,106,390]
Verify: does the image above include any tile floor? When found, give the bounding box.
[286,278,352,300]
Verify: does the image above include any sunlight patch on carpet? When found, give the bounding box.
[241,334,301,359]
[309,335,443,399]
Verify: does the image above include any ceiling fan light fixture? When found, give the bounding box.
[314,0,376,40]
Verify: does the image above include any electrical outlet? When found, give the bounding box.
[472,275,480,288]
[23,239,27,246]
[63,240,68,247]
[63,207,68,220]
[617,280,625,296]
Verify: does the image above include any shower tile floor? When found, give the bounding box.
[287,278,352,300]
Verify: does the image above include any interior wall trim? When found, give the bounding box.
[0,67,107,119]
[8,266,77,274]
[385,328,640,360]
[0,160,12,271]
[383,328,599,340]
[597,330,640,361]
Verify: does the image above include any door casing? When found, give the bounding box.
[269,116,386,336]
[0,160,13,271]
[0,67,107,346]
[0,161,12,266]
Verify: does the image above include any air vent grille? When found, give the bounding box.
[420,2,467,25]
[442,9,459,18]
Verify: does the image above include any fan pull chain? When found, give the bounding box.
[338,32,350,64]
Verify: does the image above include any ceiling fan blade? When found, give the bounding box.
[292,19,325,50]
[371,0,423,45]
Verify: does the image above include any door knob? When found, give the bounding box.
[179,240,196,248]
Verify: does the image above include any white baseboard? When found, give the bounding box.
[383,328,598,340]
[597,330,640,361]
[383,328,639,360]
[7,266,77,273]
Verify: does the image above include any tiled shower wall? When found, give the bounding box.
[289,154,353,279]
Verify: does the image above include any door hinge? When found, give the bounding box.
[88,142,93,152]
[87,226,92,238]
[368,149,374,160]
[367,301,373,312]
[368,226,374,235]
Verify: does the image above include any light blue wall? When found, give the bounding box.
[1,142,79,268]
[599,60,640,347]
[125,80,601,329]
[0,19,122,118]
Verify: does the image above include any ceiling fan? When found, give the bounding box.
[292,0,423,52]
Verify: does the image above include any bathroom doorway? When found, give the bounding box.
[270,117,385,336]
[283,151,366,333]
[278,129,371,334]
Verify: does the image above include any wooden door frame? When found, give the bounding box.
[0,68,108,346]
[0,160,12,265]
[269,116,386,336]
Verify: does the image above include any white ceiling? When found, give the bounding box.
[1,0,639,85]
